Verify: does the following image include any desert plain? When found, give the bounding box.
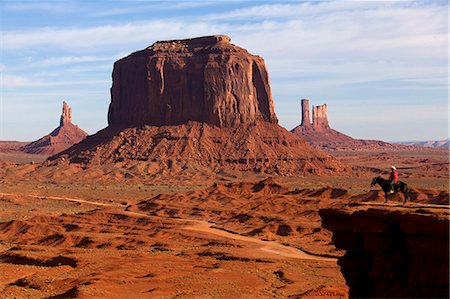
[0,144,448,298]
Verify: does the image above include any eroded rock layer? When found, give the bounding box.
[108,35,277,128]
[49,121,346,176]
[319,205,449,298]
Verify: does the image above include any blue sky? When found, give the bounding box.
[1,0,448,142]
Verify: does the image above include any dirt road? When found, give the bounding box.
[183,221,336,261]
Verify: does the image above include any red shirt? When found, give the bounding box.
[389,170,398,183]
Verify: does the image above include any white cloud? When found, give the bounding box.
[3,21,227,51]
[90,1,216,18]
[2,75,42,88]
[206,2,352,20]
[1,75,109,88]
[3,1,447,64]
[206,1,422,21]
[32,55,111,67]
[4,2,79,13]
[3,3,447,75]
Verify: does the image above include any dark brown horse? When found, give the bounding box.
[371,176,409,203]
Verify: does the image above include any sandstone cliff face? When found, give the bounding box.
[300,99,311,127]
[319,205,449,298]
[22,101,88,155]
[108,35,277,128]
[312,104,329,131]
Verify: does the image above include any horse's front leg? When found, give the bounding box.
[384,193,388,203]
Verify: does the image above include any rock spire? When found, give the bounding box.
[298,99,329,131]
[300,99,330,131]
[300,99,311,127]
[60,101,72,126]
[312,104,329,131]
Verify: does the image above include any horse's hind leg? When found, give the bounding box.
[402,187,408,204]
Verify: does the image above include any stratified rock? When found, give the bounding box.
[300,99,311,127]
[50,121,346,176]
[108,35,277,128]
[312,104,329,131]
[319,205,449,298]
[49,36,350,176]
[22,101,88,155]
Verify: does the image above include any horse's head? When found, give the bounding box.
[371,176,380,187]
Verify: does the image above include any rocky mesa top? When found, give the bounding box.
[139,35,245,57]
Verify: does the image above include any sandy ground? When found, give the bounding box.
[0,148,447,298]
[0,191,346,298]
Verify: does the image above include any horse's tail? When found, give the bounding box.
[403,182,409,202]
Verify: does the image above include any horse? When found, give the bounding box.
[371,176,409,203]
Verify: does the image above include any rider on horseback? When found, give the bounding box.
[388,166,398,194]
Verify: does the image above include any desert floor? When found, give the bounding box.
[0,148,448,298]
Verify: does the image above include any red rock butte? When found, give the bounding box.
[107,35,277,128]
[22,101,88,155]
[50,36,349,176]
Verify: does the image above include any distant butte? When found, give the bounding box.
[291,99,407,151]
[50,35,349,176]
[22,101,88,155]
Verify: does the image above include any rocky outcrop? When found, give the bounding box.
[60,101,72,126]
[291,100,408,151]
[300,99,311,127]
[297,99,329,132]
[22,102,88,155]
[312,104,329,131]
[319,205,449,298]
[108,35,277,128]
